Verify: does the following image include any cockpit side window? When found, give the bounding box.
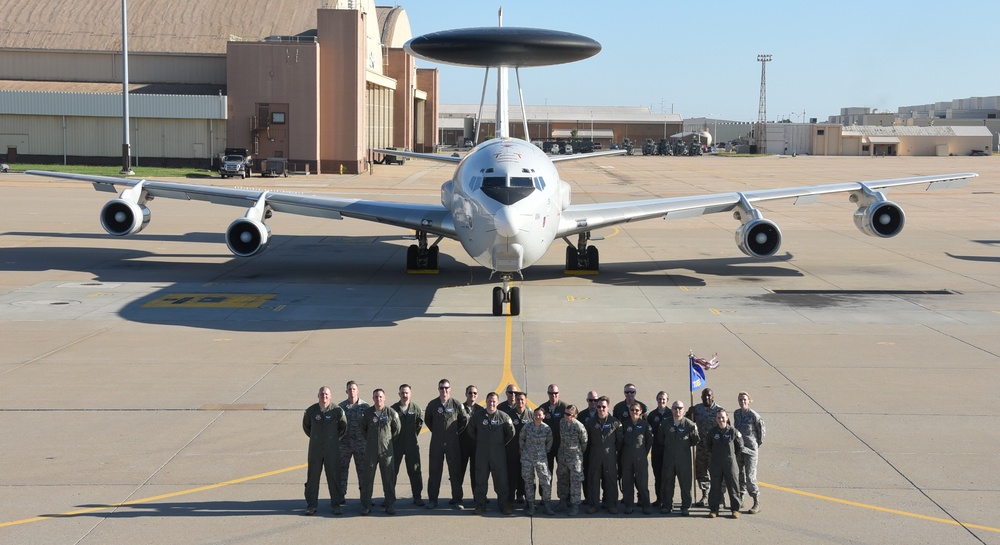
[534,177,545,190]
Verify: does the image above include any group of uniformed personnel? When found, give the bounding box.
[302,380,765,518]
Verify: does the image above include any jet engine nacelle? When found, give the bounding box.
[441,180,455,208]
[853,201,905,238]
[558,180,572,211]
[225,218,270,257]
[100,199,150,236]
[736,218,782,258]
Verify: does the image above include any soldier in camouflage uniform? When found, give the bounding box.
[359,389,401,515]
[620,403,653,514]
[733,391,765,514]
[686,387,723,507]
[520,407,555,516]
[538,384,567,476]
[339,380,370,502]
[556,404,588,516]
[390,384,425,506]
[302,386,347,516]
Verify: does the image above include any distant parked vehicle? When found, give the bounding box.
[220,147,253,178]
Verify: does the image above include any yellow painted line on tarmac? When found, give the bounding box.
[485,316,538,411]
[759,481,1000,533]
[143,293,275,308]
[0,464,306,528]
[8,320,999,534]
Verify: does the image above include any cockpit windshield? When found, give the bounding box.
[478,174,538,205]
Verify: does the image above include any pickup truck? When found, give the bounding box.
[220,147,253,178]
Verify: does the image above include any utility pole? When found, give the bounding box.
[120,0,134,174]
[756,54,771,154]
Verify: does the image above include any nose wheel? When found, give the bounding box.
[492,274,520,316]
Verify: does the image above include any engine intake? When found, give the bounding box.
[736,218,782,257]
[226,218,270,257]
[100,199,150,236]
[854,201,904,238]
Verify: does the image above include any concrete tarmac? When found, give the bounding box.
[2,154,999,544]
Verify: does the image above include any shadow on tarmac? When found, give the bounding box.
[2,231,805,331]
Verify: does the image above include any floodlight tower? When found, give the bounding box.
[756,54,771,154]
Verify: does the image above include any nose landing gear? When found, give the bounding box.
[492,273,521,316]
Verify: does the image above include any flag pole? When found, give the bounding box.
[688,352,697,508]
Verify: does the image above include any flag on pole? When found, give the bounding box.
[689,352,719,392]
[690,359,706,391]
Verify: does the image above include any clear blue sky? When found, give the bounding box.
[403,1,999,122]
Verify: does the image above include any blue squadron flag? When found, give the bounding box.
[689,353,719,392]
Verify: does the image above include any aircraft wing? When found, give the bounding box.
[556,172,978,238]
[25,170,458,239]
[372,148,462,164]
[550,149,628,162]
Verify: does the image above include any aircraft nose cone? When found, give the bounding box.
[494,207,520,238]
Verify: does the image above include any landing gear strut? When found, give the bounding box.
[564,232,599,272]
[405,230,441,272]
[492,273,521,316]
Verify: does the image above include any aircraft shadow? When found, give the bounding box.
[945,239,1000,263]
[2,231,811,331]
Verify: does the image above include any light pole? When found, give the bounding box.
[120,0,133,175]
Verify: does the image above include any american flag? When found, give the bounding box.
[690,352,720,372]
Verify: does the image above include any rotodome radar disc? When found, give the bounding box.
[405,27,601,67]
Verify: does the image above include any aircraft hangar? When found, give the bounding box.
[0,0,435,174]
[1,1,994,170]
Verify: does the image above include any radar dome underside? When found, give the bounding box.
[405,27,600,67]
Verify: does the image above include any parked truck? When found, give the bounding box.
[219,147,253,178]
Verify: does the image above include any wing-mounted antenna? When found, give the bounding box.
[404,19,601,143]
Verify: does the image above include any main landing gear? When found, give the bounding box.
[492,273,521,316]
[405,231,441,272]
[564,232,600,273]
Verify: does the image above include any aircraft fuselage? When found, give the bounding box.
[444,137,568,273]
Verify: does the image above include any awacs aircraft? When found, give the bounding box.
[28,22,978,317]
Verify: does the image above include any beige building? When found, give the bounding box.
[439,104,683,150]
[0,0,435,173]
[755,123,992,157]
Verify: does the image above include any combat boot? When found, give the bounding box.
[543,500,555,516]
[525,503,536,516]
[748,495,760,514]
[694,491,707,508]
[553,499,566,512]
